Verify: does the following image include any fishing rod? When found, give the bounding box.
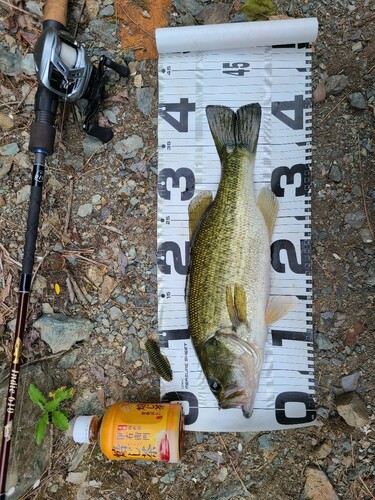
[0,1,129,496]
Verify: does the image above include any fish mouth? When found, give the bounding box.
[220,387,248,409]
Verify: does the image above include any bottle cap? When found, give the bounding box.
[71,415,96,443]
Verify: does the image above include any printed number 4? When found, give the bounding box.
[159,98,196,133]
[272,95,306,130]
[222,62,250,76]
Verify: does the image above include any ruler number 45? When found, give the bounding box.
[222,62,250,76]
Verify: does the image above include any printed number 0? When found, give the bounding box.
[159,98,196,133]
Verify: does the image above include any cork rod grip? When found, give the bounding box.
[43,0,68,27]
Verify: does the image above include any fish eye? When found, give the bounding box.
[208,379,222,393]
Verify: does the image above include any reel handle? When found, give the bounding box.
[43,0,68,28]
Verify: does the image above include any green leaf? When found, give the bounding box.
[240,0,277,21]
[52,410,69,431]
[44,398,62,412]
[28,384,47,410]
[35,416,48,445]
[59,409,69,418]
[54,386,74,402]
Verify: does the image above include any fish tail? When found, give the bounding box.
[206,103,261,161]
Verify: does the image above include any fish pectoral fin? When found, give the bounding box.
[188,191,213,242]
[234,283,248,324]
[257,187,279,240]
[226,284,248,327]
[265,296,296,325]
[226,285,238,327]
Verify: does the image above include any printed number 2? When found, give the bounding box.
[272,95,305,130]
[159,98,195,132]
[222,62,250,76]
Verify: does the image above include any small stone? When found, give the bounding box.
[21,53,35,75]
[69,444,89,472]
[0,159,12,179]
[315,332,333,351]
[34,313,94,353]
[325,74,349,96]
[313,82,326,103]
[0,112,14,130]
[195,3,231,24]
[328,164,342,182]
[83,136,103,156]
[341,372,360,392]
[0,142,19,156]
[301,467,338,500]
[114,135,144,159]
[136,87,154,116]
[258,434,273,451]
[216,467,228,482]
[66,471,88,484]
[359,228,373,243]
[16,185,31,205]
[344,211,366,229]
[0,44,22,76]
[77,203,93,217]
[351,41,363,52]
[348,92,367,110]
[312,440,333,460]
[100,5,114,16]
[142,10,151,18]
[86,0,99,18]
[109,306,123,320]
[335,392,369,427]
[134,74,143,88]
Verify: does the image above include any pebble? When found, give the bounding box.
[83,135,104,156]
[21,54,35,75]
[173,0,203,17]
[109,306,123,320]
[136,87,154,116]
[335,392,369,428]
[348,92,367,110]
[351,41,363,52]
[134,74,143,88]
[0,112,14,130]
[0,159,12,179]
[77,203,93,217]
[325,74,349,96]
[216,467,228,482]
[100,5,114,16]
[341,372,360,392]
[0,142,19,156]
[114,135,144,159]
[344,211,365,229]
[34,313,94,353]
[0,44,22,76]
[315,332,333,351]
[312,440,333,460]
[313,82,326,103]
[66,471,88,484]
[258,433,273,451]
[359,228,373,243]
[195,3,232,24]
[69,444,89,472]
[328,164,342,182]
[16,185,31,205]
[300,467,338,500]
[160,471,177,484]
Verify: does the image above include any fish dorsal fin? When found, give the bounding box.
[206,104,262,161]
[226,283,248,327]
[188,191,213,242]
[265,296,296,325]
[257,187,279,240]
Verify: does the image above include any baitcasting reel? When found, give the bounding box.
[34,27,130,142]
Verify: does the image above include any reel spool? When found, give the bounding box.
[34,27,92,102]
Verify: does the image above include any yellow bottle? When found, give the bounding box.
[70,402,184,463]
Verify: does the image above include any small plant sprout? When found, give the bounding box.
[28,384,74,444]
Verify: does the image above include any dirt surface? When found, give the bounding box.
[0,0,374,499]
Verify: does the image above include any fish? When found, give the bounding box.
[145,338,173,382]
[187,103,290,418]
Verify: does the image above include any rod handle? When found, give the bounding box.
[43,0,68,28]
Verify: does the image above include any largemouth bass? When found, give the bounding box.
[188,103,289,418]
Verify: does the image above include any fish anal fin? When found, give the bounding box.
[234,283,248,324]
[265,296,296,325]
[188,191,213,241]
[257,187,279,240]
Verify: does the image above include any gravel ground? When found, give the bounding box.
[0,0,374,499]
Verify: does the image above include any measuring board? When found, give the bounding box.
[155,19,318,432]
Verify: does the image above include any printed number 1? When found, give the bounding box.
[222,62,250,76]
[159,98,195,133]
